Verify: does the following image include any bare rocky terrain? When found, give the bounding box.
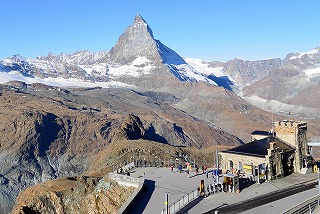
[0,82,249,213]
[3,78,319,213]
[11,175,135,214]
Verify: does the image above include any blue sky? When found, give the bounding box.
[1,0,319,61]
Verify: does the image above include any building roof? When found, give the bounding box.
[221,136,295,157]
[251,130,270,136]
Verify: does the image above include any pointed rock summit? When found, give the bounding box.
[108,14,163,65]
[133,13,154,38]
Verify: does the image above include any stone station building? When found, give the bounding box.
[220,120,311,180]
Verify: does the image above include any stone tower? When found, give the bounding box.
[273,120,308,173]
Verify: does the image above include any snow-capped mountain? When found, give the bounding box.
[185,57,282,91]
[0,14,216,88]
[283,47,320,64]
[0,13,319,113]
[106,14,216,84]
[1,54,34,76]
[37,50,108,65]
[184,58,235,90]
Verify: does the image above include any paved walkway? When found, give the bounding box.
[130,167,318,214]
[130,167,217,214]
[189,172,318,214]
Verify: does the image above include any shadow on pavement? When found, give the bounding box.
[176,196,205,214]
[129,179,155,214]
[239,177,256,191]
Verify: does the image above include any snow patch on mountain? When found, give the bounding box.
[79,64,108,76]
[131,56,152,66]
[243,95,316,117]
[78,57,155,78]
[105,56,155,77]
[156,41,216,85]
[184,58,238,90]
[108,63,154,78]
[28,58,57,75]
[184,58,225,76]
[156,40,185,65]
[303,67,320,77]
[290,49,319,60]
[2,54,27,64]
[0,71,132,88]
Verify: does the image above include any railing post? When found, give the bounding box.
[309,204,311,214]
[165,193,169,214]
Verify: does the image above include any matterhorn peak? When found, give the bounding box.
[133,13,154,38]
[106,14,216,84]
[107,14,160,65]
[134,13,147,25]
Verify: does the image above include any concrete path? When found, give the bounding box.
[129,167,319,214]
[185,172,318,214]
[129,167,216,214]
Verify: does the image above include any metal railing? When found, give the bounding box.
[161,188,200,214]
[283,195,320,214]
[160,182,223,214]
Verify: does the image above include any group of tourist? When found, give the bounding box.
[169,163,213,178]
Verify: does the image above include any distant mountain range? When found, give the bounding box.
[1,14,319,117]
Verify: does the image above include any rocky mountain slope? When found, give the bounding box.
[0,83,247,213]
[185,57,282,91]
[241,47,320,115]
[185,47,320,118]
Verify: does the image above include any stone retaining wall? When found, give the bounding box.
[108,173,145,214]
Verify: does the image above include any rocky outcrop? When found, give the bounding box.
[107,14,163,65]
[11,175,135,214]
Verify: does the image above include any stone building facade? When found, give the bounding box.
[220,120,311,180]
[273,120,308,173]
